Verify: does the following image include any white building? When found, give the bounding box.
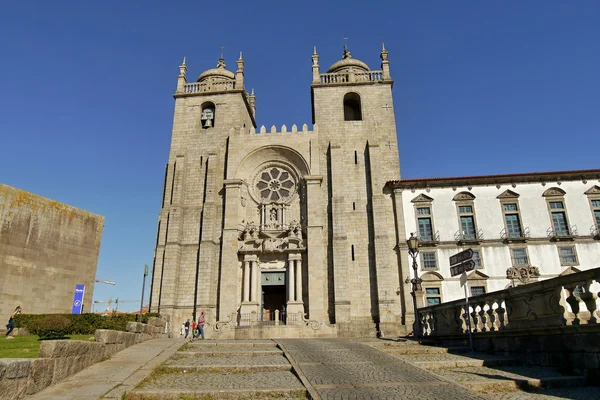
[388,170,600,307]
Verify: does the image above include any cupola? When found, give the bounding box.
[197,58,235,82]
[327,48,370,73]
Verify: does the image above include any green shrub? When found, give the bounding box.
[14,313,161,335]
[36,315,72,339]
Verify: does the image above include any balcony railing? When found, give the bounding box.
[417,231,440,245]
[319,70,385,84]
[547,225,578,240]
[454,229,484,243]
[182,80,236,94]
[417,267,600,337]
[500,227,530,241]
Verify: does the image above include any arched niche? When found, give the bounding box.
[343,92,362,121]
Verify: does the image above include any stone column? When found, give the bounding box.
[295,259,303,302]
[288,259,295,303]
[243,260,250,302]
[251,260,258,302]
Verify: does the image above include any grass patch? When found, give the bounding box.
[0,334,92,358]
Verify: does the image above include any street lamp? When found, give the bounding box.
[406,233,422,337]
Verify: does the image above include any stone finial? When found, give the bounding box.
[235,51,245,88]
[249,88,256,118]
[312,46,320,84]
[176,56,188,93]
[380,43,390,80]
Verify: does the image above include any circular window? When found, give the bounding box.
[254,165,296,203]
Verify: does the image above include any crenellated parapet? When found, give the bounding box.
[227,123,318,136]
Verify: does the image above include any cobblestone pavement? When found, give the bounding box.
[138,370,305,390]
[279,339,484,400]
[165,354,290,366]
[481,388,600,400]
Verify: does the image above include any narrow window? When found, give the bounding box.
[558,246,578,265]
[458,205,476,239]
[417,207,433,241]
[472,250,483,269]
[511,248,529,265]
[201,102,216,129]
[470,286,486,297]
[351,245,355,261]
[343,92,362,121]
[549,201,569,236]
[503,203,523,238]
[421,252,437,269]
[425,288,441,305]
[352,202,356,211]
[354,151,358,164]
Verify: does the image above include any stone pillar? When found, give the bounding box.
[305,175,327,321]
[392,187,412,330]
[251,260,258,302]
[243,260,250,302]
[295,259,303,302]
[288,259,295,302]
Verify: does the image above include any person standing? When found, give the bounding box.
[198,312,206,340]
[191,319,198,338]
[184,319,190,338]
[5,306,22,336]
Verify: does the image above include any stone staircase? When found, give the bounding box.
[367,339,593,398]
[127,339,309,399]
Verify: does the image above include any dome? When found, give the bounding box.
[197,58,235,82]
[327,49,370,73]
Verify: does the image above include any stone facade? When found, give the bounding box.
[0,184,104,319]
[150,46,404,337]
[150,46,600,338]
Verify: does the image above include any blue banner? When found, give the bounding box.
[71,284,85,314]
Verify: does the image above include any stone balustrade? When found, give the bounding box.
[182,80,236,94]
[319,70,384,84]
[418,267,600,338]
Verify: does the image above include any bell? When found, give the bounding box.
[203,118,212,128]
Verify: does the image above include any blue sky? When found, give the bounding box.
[1,1,598,311]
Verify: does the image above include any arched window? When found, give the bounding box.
[343,92,362,121]
[201,102,216,129]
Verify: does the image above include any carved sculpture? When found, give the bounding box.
[506,265,540,284]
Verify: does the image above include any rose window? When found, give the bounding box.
[255,167,295,202]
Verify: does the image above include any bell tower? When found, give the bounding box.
[311,44,404,336]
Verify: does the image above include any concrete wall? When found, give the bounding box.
[0,184,104,318]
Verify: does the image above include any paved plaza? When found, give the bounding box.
[26,337,599,399]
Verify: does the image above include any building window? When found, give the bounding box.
[425,288,441,306]
[417,207,434,241]
[543,188,571,237]
[458,205,477,239]
[502,203,523,238]
[343,92,362,121]
[593,199,600,227]
[558,246,578,265]
[511,248,529,265]
[200,102,216,129]
[472,250,483,269]
[471,286,486,297]
[421,252,438,269]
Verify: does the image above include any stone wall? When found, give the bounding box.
[0,184,104,318]
[0,318,166,400]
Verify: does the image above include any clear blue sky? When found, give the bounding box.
[1,1,598,311]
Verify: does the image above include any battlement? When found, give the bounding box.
[228,123,318,136]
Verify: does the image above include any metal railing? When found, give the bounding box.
[500,226,530,240]
[546,225,578,238]
[454,229,484,242]
[418,231,440,243]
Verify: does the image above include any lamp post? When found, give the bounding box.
[406,233,422,337]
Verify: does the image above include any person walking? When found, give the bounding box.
[191,319,198,339]
[197,311,206,340]
[184,319,190,338]
[5,306,22,337]
[180,322,185,337]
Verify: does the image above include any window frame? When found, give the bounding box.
[470,286,486,297]
[420,251,438,270]
[557,245,579,266]
[455,200,479,240]
[411,194,438,243]
[543,188,572,237]
[499,198,525,239]
[510,247,530,266]
[585,186,600,234]
[471,249,484,269]
[425,287,442,306]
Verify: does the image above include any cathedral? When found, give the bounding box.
[149,45,600,339]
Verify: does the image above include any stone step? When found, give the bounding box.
[384,346,471,355]
[177,348,283,357]
[168,353,290,366]
[394,353,521,369]
[187,340,277,348]
[164,364,291,373]
[130,370,307,400]
[432,365,587,393]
